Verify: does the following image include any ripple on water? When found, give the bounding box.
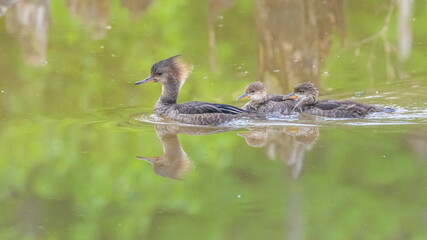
[131,106,425,128]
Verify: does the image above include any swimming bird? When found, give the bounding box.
[135,55,258,126]
[283,82,394,118]
[236,81,296,114]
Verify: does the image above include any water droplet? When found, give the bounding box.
[203,77,208,79]
[112,54,115,57]
[294,59,298,62]
[376,91,379,94]
[244,71,248,74]
[219,16,224,19]
[1,90,4,93]
[100,46,104,49]
[383,155,386,158]
[218,24,223,28]
[237,195,241,198]
[323,71,329,75]
[412,18,416,21]
[273,69,280,72]
[105,25,112,30]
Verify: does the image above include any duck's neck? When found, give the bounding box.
[159,76,182,104]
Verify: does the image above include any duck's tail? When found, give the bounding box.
[381,107,395,113]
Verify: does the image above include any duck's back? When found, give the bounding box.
[243,97,295,115]
[174,101,245,114]
[155,100,258,126]
[316,99,392,113]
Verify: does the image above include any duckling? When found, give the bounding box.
[283,82,394,118]
[236,81,296,114]
[135,55,258,126]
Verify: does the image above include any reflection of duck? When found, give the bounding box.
[284,126,319,179]
[283,82,394,118]
[137,125,191,180]
[238,126,319,179]
[137,124,233,180]
[237,127,268,148]
[135,56,259,126]
[236,81,296,114]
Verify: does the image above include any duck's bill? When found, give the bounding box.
[283,92,298,100]
[236,93,250,100]
[134,76,154,85]
[136,156,157,163]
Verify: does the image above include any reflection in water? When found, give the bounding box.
[208,0,237,72]
[255,0,346,92]
[3,0,49,66]
[0,0,18,17]
[66,0,152,39]
[66,0,111,40]
[405,130,427,163]
[120,0,152,18]
[137,124,229,180]
[239,126,319,179]
[139,124,319,180]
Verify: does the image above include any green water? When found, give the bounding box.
[1,0,426,239]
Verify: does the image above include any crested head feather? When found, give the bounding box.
[245,81,265,93]
[294,81,318,96]
[165,55,193,86]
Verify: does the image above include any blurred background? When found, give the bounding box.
[0,0,426,239]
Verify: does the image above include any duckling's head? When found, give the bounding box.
[236,81,267,102]
[135,55,192,86]
[283,81,318,106]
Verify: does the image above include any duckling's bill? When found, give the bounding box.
[236,92,250,100]
[135,75,155,85]
[283,92,298,100]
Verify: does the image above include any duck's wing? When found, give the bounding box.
[176,101,245,114]
[313,100,341,110]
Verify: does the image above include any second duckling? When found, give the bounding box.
[236,81,296,115]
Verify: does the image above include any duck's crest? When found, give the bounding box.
[169,55,193,85]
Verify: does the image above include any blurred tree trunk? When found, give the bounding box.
[5,0,50,67]
[255,0,346,92]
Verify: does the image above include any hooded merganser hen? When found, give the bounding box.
[236,81,296,114]
[283,82,394,118]
[135,55,257,126]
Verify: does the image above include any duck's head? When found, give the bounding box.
[236,81,267,102]
[283,81,318,106]
[135,55,192,86]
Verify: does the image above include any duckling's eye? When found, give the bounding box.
[251,91,255,93]
[157,72,163,75]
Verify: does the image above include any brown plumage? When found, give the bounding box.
[135,56,261,126]
[283,82,394,118]
[236,81,296,114]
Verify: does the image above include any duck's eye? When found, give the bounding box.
[157,72,163,75]
[251,91,255,93]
